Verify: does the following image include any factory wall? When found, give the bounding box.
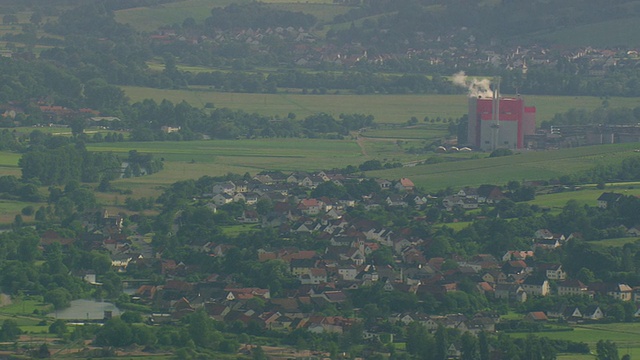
[467,96,536,151]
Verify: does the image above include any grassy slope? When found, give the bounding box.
[531,16,640,48]
[114,0,242,32]
[121,86,640,125]
[114,0,345,32]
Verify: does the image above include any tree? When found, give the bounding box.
[252,345,269,360]
[121,311,143,324]
[45,288,72,310]
[49,319,68,336]
[95,318,133,347]
[478,331,490,360]
[91,251,113,275]
[576,267,596,284]
[0,320,21,341]
[434,325,448,360]
[597,340,619,360]
[35,342,50,358]
[187,309,220,349]
[460,332,479,360]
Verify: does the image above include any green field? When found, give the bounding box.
[531,17,640,48]
[510,323,640,359]
[368,143,640,192]
[530,184,640,209]
[588,237,640,248]
[362,124,450,141]
[0,151,21,169]
[114,0,345,32]
[87,138,366,197]
[82,140,640,201]
[121,86,640,125]
[114,0,241,32]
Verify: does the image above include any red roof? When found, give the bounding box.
[400,178,415,187]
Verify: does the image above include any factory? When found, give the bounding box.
[467,90,536,151]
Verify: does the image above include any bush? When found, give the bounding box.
[489,148,513,157]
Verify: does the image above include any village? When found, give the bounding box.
[34,166,640,357]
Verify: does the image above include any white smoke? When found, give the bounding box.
[452,71,493,98]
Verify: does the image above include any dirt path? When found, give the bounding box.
[356,136,368,156]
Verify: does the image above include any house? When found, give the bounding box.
[481,270,507,284]
[395,178,415,191]
[626,226,640,237]
[597,192,623,209]
[547,305,582,322]
[557,279,592,297]
[376,179,392,189]
[299,268,327,285]
[298,199,323,215]
[525,311,548,322]
[337,264,358,281]
[494,284,527,302]
[212,193,234,206]
[238,210,260,223]
[537,264,566,280]
[589,282,633,301]
[534,238,561,250]
[225,288,271,301]
[521,278,550,296]
[607,283,633,301]
[534,229,554,240]
[386,194,408,207]
[212,181,236,195]
[582,305,604,320]
[502,250,534,262]
[477,185,506,204]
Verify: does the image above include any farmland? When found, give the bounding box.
[530,182,640,209]
[82,139,640,198]
[114,0,348,32]
[368,143,640,192]
[510,323,640,359]
[121,86,640,125]
[86,138,366,198]
[530,16,640,48]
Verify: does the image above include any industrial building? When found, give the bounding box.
[467,94,536,151]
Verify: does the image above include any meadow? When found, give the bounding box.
[530,16,640,48]
[367,143,640,192]
[121,86,640,125]
[114,0,348,32]
[530,183,640,209]
[82,139,640,201]
[87,138,366,199]
[509,323,640,359]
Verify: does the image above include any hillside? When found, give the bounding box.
[113,0,640,48]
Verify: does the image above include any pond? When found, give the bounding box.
[47,299,122,320]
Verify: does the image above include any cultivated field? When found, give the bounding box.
[83,140,640,199]
[0,152,22,178]
[368,143,640,192]
[121,86,640,125]
[530,16,640,48]
[87,138,366,199]
[530,182,640,209]
[510,323,640,359]
[114,0,347,32]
